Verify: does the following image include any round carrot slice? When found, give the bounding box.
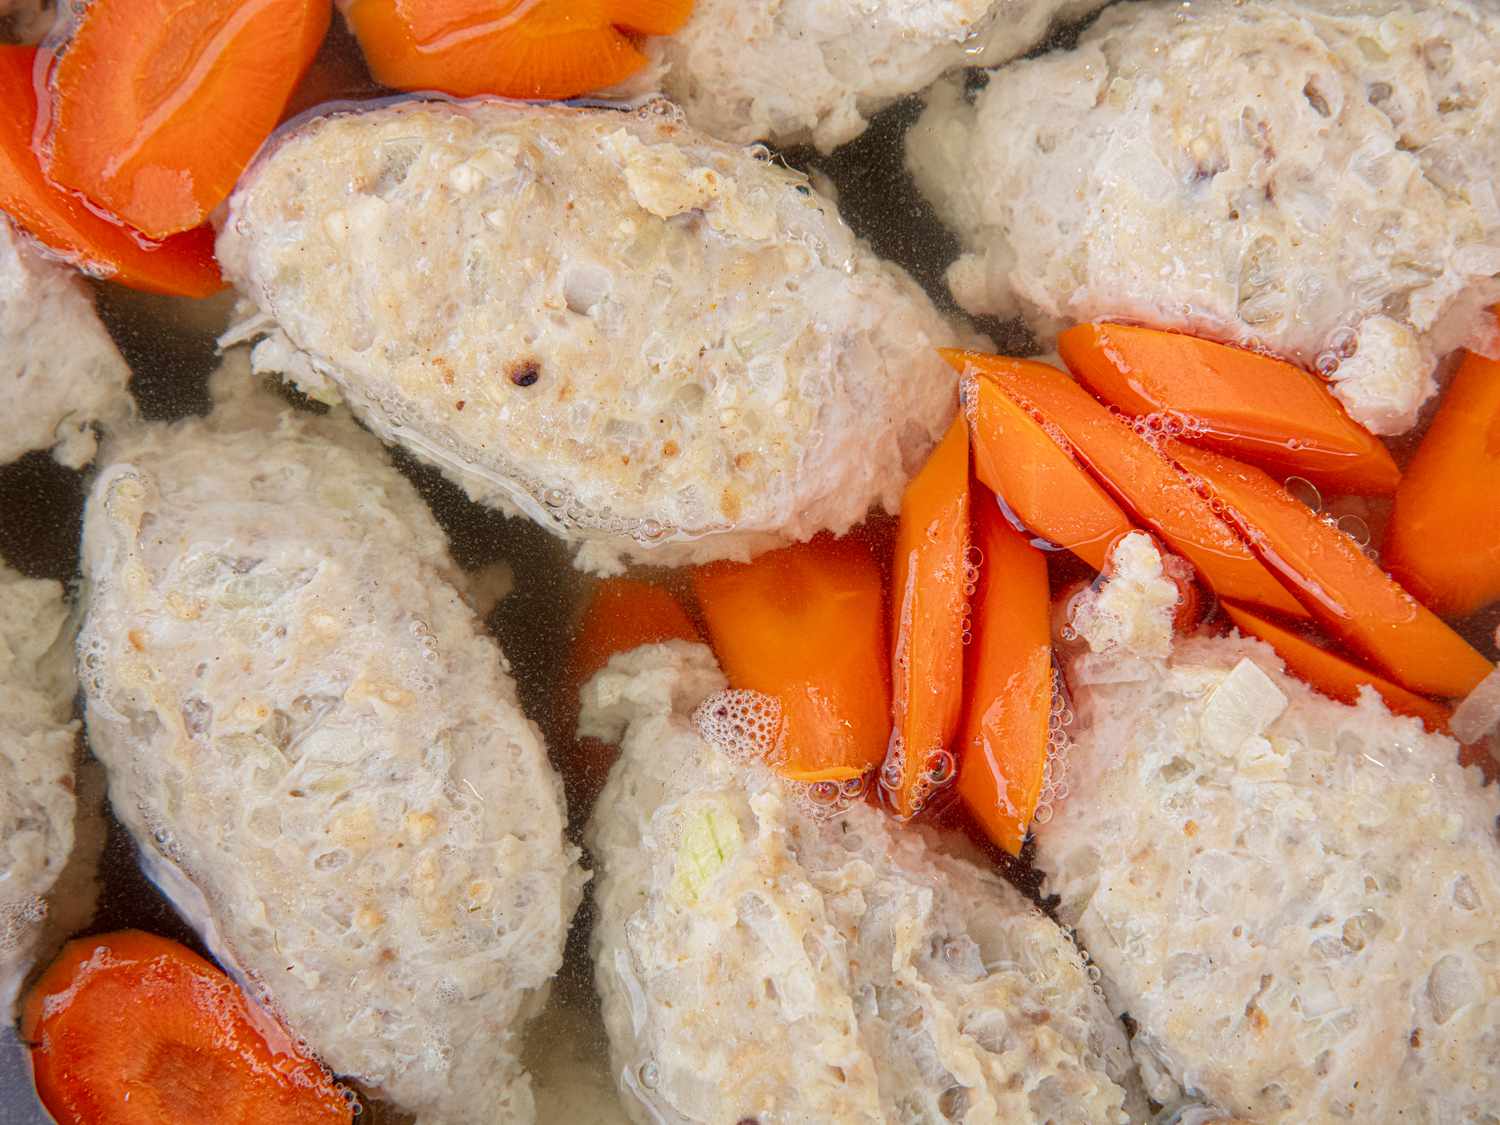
[345,0,693,100]
[22,930,351,1125]
[0,46,221,296]
[43,0,331,239]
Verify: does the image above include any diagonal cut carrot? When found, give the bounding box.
[345,0,692,101]
[694,535,890,782]
[887,416,969,818]
[944,349,1309,620]
[1167,440,1492,699]
[1383,349,1500,618]
[43,0,330,239]
[1221,602,1453,735]
[0,47,221,297]
[960,357,1135,572]
[23,931,350,1125]
[956,489,1053,856]
[1059,322,1400,496]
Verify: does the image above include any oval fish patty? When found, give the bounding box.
[78,357,585,1124]
[1037,613,1500,1121]
[218,98,961,574]
[583,640,1144,1124]
[907,0,1500,435]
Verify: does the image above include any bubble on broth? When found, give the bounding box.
[1336,513,1372,547]
[693,688,785,769]
[1284,475,1323,512]
[880,733,906,794]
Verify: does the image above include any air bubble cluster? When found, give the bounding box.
[786,771,872,820]
[1031,672,1075,829]
[880,731,959,816]
[879,735,906,794]
[1131,411,1208,447]
[693,689,786,769]
[1314,326,1361,378]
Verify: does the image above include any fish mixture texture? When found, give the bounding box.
[1037,542,1500,1122]
[0,564,76,1020]
[219,98,961,575]
[0,221,132,467]
[908,0,1500,434]
[77,360,585,1124]
[630,0,1103,151]
[583,641,1143,1125]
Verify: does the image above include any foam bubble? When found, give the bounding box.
[1336,514,1371,547]
[879,733,906,793]
[924,749,956,786]
[809,780,841,805]
[1284,475,1322,512]
[693,689,786,768]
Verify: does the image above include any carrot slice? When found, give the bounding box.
[344,0,693,101]
[944,349,1309,620]
[694,535,890,782]
[962,360,1134,571]
[886,416,970,817]
[1383,349,1500,618]
[1166,440,1492,699]
[956,489,1053,855]
[1221,602,1453,735]
[43,0,330,239]
[1059,322,1401,496]
[0,47,221,297]
[22,930,350,1125]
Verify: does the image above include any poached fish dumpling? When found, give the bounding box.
[78,359,585,1123]
[218,98,961,574]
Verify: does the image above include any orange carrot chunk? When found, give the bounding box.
[1058,322,1401,496]
[344,0,693,101]
[956,489,1053,856]
[956,355,1135,572]
[0,47,221,297]
[44,0,330,239]
[1221,601,1453,735]
[886,416,970,818]
[694,535,890,782]
[22,930,350,1125]
[945,349,1309,621]
[1383,349,1500,618]
[1166,440,1493,699]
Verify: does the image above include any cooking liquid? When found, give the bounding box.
[2,13,1496,1124]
